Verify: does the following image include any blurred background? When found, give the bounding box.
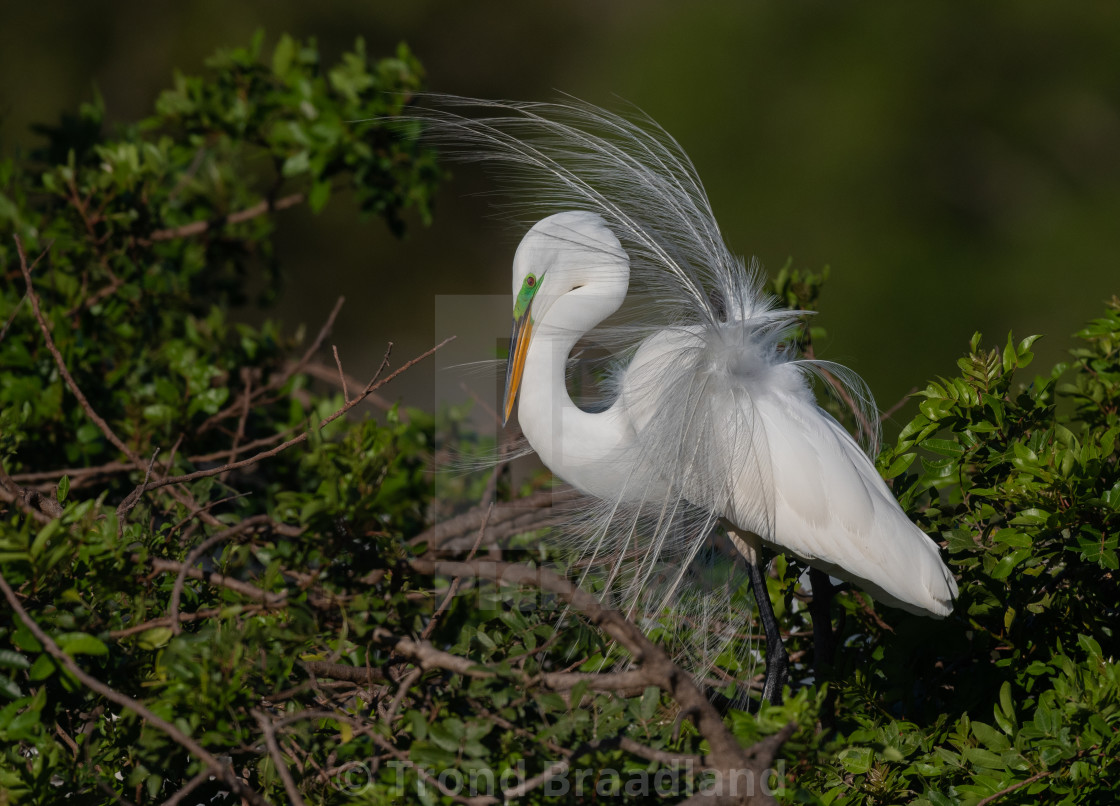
[3,1,1118,433]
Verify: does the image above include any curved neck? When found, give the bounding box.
[518,287,630,497]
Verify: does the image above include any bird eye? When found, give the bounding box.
[526,276,536,288]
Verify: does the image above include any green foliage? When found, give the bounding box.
[0,33,455,805]
[2,30,1119,806]
[776,299,1120,804]
[0,30,439,494]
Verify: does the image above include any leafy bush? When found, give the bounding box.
[1,32,1118,806]
[799,304,1120,805]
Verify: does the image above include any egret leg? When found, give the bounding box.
[746,556,789,705]
[807,567,838,726]
[807,568,837,673]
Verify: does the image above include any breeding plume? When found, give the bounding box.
[422,98,957,702]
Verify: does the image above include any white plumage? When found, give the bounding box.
[420,97,957,696]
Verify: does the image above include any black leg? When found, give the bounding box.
[807,567,838,727]
[807,568,837,673]
[746,555,788,705]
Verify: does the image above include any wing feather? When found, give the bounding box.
[743,379,958,616]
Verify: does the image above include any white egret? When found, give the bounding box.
[423,98,958,702]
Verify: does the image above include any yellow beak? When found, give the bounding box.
[502,311,533,426]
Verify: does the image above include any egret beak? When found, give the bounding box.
[502,309,533,426]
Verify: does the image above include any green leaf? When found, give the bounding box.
[57,633,109,656]
[272,34,296,76]
[962,746,1007,770]
[990,548,1031,580]
[137,628,173,651]
[282,150,310,177]
[884,452,917,479]
[838,746,873,774]
[29,654,56,681]
[0,676,22,700]
[923,438,966,458]
[639,686,659,720]
[29,519,62,559]
[309,179,331,213]
[0,651,30,670]
[992,529,1031,548]
[972,721,1010,753]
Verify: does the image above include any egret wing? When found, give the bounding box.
[743,381,957,616]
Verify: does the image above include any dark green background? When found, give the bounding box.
[3,1,1117,424]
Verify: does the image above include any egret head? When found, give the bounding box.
[502,211,629,424]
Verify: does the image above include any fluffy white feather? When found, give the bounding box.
[416,97,957,674]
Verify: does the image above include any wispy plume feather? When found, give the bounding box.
[409,96,888,681]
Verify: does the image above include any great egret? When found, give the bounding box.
[423,98,958,703]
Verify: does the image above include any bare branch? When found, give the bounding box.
[110,605,266,639]
[301,661,386,685]
[408,557,790,786]
[412,487,581,550]
[115,448,160,524]
[17,237,134,462]
[371,628,493,679]
[148,558,287,606]
[384,667,422,725]
[0,460,59,524]
[975,769,1054,806]
[149,192,305,241]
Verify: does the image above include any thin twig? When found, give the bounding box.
[17,237,134,462]
[223,368,255,479]
[0,459,59,523]
[254,710,308,806]
[115,448,160,524]
[53,722,80,758]
[853,591,895,633]
[975,769,1054,806]
[161,769,214,806]
[332,345,349,402]
[0,293,26,345]
[879,386,918,424]
[300,661,386,685]
[296,360,397,414]
[383,667,422,725]
[163,492,258,541]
